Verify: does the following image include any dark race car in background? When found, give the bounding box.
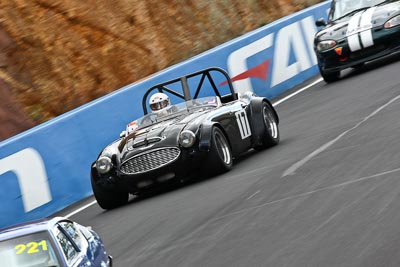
[91,67,280,209]
[0,217,112,267]
[314,0,400,83]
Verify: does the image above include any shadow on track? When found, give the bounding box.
[339,51,400,81]
[118,147,278,208]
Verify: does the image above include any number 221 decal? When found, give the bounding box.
[235,110,251,139]
[15,240,48,255]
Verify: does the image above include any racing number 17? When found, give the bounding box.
[235,110,251,139]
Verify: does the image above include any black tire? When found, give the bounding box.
[91,175,129,210]
[206,127,233,175]
[320,68,340,83]
[255,102,280,149]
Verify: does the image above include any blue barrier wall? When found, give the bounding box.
[0,1,330,228]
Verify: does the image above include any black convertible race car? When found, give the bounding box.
[314,0,400,83]
[91,67,280,209]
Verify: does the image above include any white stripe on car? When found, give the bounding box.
[346,8,376,52]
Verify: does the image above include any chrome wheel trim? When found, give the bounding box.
[263,106,278,139]
[215,130,232,165]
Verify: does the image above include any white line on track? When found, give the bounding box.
[282,93,400,177]
[273,78,323,107]
[134,166,400,258]
[246,190,261,200]
[64,200,97,218]
[213,167,400,221]
[64,77,323,218]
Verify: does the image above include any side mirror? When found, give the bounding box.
[315,18,327,27]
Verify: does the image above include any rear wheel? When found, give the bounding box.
[91,175,129,210]
[206,127,232,175]
[256,102,280,149]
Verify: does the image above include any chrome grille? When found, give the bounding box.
[120,147,180,174]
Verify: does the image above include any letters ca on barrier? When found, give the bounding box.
[0,148,52,212]
[227,14,322,94]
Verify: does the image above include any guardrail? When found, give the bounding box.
[0,1,330,228]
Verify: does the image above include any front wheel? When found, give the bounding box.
[91,175,129,210]
[205,127,233,175]
[320,67,340,83]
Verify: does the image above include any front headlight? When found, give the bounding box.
[385,15,400,28]
[179,130,196,148]
[316,40,337,52]
[96,156,113,174]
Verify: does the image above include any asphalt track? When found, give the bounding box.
[61,53,400,267]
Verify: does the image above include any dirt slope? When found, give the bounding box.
[0,0,322,141]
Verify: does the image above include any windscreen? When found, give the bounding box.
[0,231,61,267]
[127,96,220,134]
[331,0,388,20]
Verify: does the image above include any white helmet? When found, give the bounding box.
[149,92,170,113]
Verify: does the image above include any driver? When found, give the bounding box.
[149,92,171,114]
[122,92,173,137]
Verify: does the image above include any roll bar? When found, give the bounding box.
[142,67,236,115]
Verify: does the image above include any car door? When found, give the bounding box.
[222,101,253,155]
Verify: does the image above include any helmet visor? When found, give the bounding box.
[150,99,169,111]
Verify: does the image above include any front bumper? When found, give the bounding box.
[316,26,400,74]
[93,147,208,192]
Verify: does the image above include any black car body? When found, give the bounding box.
[314,0,400,82]
[91,67,280,209]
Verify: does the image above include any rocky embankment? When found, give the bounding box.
[0,0,321,141]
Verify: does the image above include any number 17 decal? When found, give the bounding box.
[235,110,251,139]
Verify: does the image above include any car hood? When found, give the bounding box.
[315,2,400,41]
[118,109,212,160]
